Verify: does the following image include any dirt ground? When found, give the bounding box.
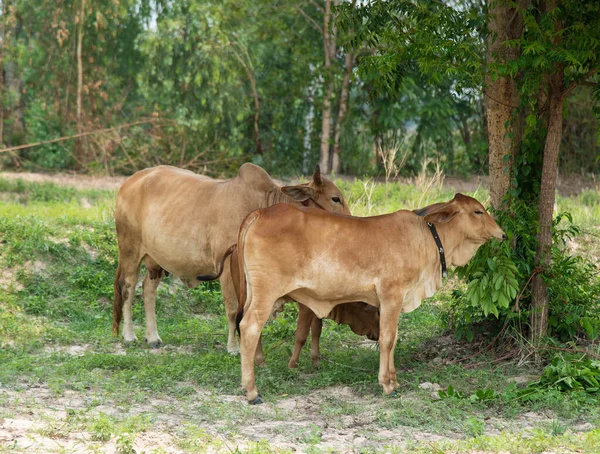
[1,170,597,196]
[0,372,561,453]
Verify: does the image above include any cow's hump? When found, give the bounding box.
[238,163,277,192]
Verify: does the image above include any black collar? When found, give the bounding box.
[427,222,447,278]
[301,198,326,210]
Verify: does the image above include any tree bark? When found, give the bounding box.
[230,43,262,155]
[319,0,337,173]
[530,74,563,343]
[530,0,564,342]
[484,0,526,209]
[331,52,353,174]
[76,0,85,167]
[4,7,24,146]
[0,0,6,147]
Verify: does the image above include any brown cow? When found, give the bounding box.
[228,247,379,368]
[235,193,506,403]
[112,163,350,350]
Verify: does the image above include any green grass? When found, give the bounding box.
[1,175,600,453]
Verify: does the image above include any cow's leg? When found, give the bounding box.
[118,255,142,344]
[219,269,240,354]
[142,258,164,348]
[240,294,277,404]
[377,301,402,395]
[386,320,400,390]
[310,314,323,368]
[288,304,312,369]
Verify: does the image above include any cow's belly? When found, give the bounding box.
[288,286,379,319]
[141,223,237,280]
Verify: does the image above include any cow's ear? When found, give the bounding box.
[413,202,445,217]
[282,185,316,202]
[312,164,323,186]
[423,203,460,224]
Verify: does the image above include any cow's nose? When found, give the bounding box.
[502,233,507,241]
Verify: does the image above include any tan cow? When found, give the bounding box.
[229,247,379,368]
[234,193,506,403]
[112,163,350,351]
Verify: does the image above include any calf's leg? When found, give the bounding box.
[377,301,403,395]
[310,314,323,368]
[220,269,240,354]
[240,293,278,404]
[288,304,313,368]
[255,335,266,367]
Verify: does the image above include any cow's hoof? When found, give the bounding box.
[386,389,400,398]
[228,348,240,356]
[147,340,164,349]
[256,361,267,368]
[123,339,139,347]
[248,395,263,405]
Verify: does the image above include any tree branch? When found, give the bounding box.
[483,90,520,109]
[296,6,323,34]
[306,0,325,14]
[561,68,599,102]
[0,118,167,154]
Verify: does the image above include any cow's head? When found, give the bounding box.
[281,165,351,215]
[422,193,506,266]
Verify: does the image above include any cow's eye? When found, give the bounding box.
[332,197,341,203]
[474,210,484,215]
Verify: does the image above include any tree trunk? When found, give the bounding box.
[331,52,353,174]
[4,8,24,146]
[484,0,526,209]
[319,0,337,173]
[0,0,6,147]
[230,43,262,155]
[303,74,316,174]
[530,0,564,343]
[76,0,85,167]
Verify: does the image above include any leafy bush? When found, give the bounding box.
[22,100,74,170]
[447,201,600,343]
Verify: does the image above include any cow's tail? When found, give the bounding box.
[235,210,261,334]
[196,244,237,282]
[113,262,123,336]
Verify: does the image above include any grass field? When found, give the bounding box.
[1,174,600,453]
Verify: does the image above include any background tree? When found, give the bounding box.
[0,0,597,186]
[340,0,600,342]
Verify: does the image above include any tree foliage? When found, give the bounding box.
[2,0,595,177]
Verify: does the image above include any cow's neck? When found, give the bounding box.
[426,222,447,278]
[264,188,296,207]
[433,222,482,268]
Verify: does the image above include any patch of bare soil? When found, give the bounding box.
[0,379,561,453]
[2,171,598,196]
[0,267,24,292]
